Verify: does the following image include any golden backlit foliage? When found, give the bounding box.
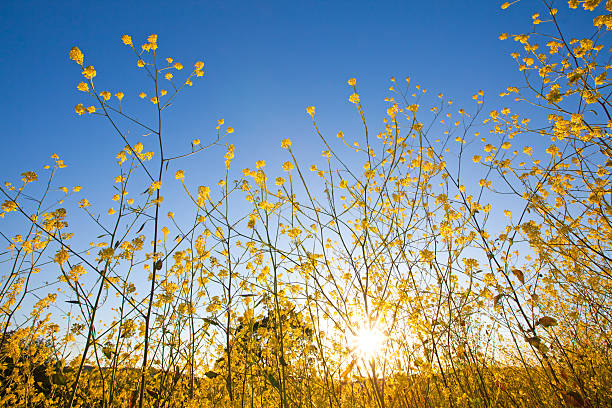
[1,1,611,407]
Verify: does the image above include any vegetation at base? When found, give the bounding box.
[1,1,611,407]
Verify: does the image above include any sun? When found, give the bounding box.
[351,325,386,361]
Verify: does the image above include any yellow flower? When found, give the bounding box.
[198,186,211,202]
[86,106,96,113]
[256,160,265,169]
[281,139,292,148]
[165,72,173,80]
[175,170,185,180]
[227,127,234,133]
[69,47,84,65]
[174,62,183,70]
[149,180,162,192]
[121,35,132,45]
[306,106,315,116]
[115,92,124,100]
[224,144,235,164]
[193,139,200,145]
[546,144,559,156]
[349,93,360,103]
[100,91,111,101]
[348,78,356,86]
[195,61,204,69]
[501,2,511,10]
[546,86,561,103]
[82,66,96,79]
[150,96,159,104]
[77,82,89,92]
[1,200,18,212]
[148,34,158,44]
[75,104,86,115]
[108,208,116,215]
[472,155,482,163]
[215,227,223,239]
[139,92,147,98]
[282,161,293,171]
[499,33,508,40]
[137,59,145,67]
[275,177,285,186]
[54,249,69,265]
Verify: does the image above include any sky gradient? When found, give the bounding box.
[0,1,594,180]
[0,0,599,236]
[0,0,604,343]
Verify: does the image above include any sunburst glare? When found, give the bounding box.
[351,325,386,361]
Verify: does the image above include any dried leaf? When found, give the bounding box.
[511,268,525,284]
[538,316,558,327]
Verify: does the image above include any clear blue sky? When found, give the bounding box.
[0,0,597,245]
[1,0,594,185]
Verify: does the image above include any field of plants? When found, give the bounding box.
[0,1,611,407]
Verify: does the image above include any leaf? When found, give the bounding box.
[511,268,525,284]
[525,336,541,348]
[537,342,550,354]
[51,373,67,386]
[494,293,504,307]
[537,316,558,327]
[154,260,163,271]
[102,347,113,360]
[136,222,146,234]
[563,391,586,408]
[266,373,281,391]
[205,371,218,379]
[341,359,356,378]
[203,317,220,326]
[66,300,80,305]
[146,388,158,398]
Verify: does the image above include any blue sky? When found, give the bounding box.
[0,0,595,184]
[0,0,599,272]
